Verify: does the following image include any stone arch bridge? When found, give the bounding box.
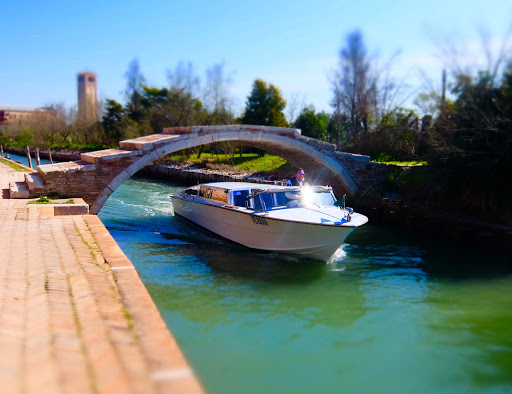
[11,125,392,214]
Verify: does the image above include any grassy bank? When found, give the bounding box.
[161,152,294,177]
[0,157,31,172]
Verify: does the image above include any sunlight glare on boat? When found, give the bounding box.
[300,187,315,205]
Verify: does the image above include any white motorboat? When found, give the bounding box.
[170,182,368,261]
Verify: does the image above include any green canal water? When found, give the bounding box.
[95,176,512,394]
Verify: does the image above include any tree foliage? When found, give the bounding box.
[202,63,235,124]
[124,58,146,123]
[138,86,207,132]
[431,65,512,173]
[241,79,288,127]
[293,106,328,140]
[102,99,139,144]
[331,30,377,138]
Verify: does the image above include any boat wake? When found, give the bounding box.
[327,244,348,264]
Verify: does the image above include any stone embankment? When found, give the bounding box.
[0,159,204,394]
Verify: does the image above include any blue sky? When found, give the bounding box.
[1,0,511,117]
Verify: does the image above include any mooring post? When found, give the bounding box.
[35,147,41,166]
[25,145,33,169]
[48,149,53,164]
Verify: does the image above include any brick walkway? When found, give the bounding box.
[0,161,204,393]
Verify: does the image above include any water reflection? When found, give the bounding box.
[161,229,328,283]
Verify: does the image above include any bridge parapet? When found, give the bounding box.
[163,124,301,137]
[81,148,140,164]
[119,134,183,151]
[296,135,337,155]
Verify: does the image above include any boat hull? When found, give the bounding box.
[171,196,359,261]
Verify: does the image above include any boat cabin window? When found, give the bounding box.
[199,186,228,203]
[310,190,336,206]
[253,193,274,211]
[232,190,249,207]
[274,191,292,207]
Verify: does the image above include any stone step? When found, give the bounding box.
[9,181,29,199]
[25,172,45,192]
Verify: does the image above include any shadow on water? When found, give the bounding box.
[346,224,512,281]
[159,225,328,285]
[103,211,328,284]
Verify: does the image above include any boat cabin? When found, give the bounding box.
[185,182,338,213]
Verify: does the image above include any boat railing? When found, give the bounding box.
[333,194,354,221]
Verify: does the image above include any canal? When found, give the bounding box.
[98,176,511,394]
[6,153,512,393]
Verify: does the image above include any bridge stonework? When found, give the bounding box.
[15,125,394,214]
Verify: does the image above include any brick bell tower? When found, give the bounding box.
[77,71,98,123]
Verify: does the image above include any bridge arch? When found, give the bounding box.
[89,126,358,213]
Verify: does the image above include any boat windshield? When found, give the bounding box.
[293,188,336,206]
[250,187,336,211]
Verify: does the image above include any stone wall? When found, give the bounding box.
[35,151,144,206]
[333,152,396,191]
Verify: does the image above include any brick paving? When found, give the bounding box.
[0,161,204,394]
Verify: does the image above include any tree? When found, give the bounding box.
[285,92,305,124]
[102,99,134,144]
[330,30,377,138]
[432,64,512,172]
[27,103,66,146]
[372,108,420,160]
[241,79,288,127]
[293,106,328,140]
[414,90,442,117]
[124,58,146,123]
[140,85,206,133]
[167,61,200,97]
[202,63,235,124]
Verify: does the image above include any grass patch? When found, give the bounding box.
[123,308,136,330]
[169,152,287,170]
[73,223,97,261]
[372,158,427,166]
[28,195,75,204]
[165,152,294,176]
[0,157,31,172]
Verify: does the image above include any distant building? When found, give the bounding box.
[77,71,98,123]
[0,105,56,126]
